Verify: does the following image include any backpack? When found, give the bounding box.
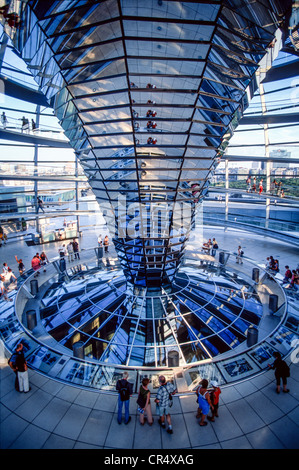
[8,353,17,369]
[118,380,130,401]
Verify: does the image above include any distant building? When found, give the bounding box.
[270,149,291,168]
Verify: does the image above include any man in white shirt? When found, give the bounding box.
[67,241,74,262]
[59,244,67,258]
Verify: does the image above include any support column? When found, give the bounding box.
[34,105,41,236]
[259,82,271,229]
[75,152,80,236]
[225,159,229,223]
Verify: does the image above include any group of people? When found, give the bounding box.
[265,256,299,289]
[58,239,80,262]
[281,264,299,290]
[146,109,157,118]
[0,5,21,28]
[201,238,245,265]
[246,176,264,195]
[31,251,49,277]
[0,237,82,302]
[270,179,284,197]
[147,137,157,145]
[246,176,285,198]
[1,112,38,134]
[146,120,157,129]
[116,374,221,432]
[20,116,37,134]
[6,344,291,431]
[98,234,109,253]
[265,255,280,273]
[202,237,219,256]
[116,373,177,433]
[115,349,291,433]
[129,82,157,89]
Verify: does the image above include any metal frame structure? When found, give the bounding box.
[1,0,293,289]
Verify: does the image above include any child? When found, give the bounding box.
[207,380,221,422]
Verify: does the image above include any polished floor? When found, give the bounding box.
[0,224,299,449]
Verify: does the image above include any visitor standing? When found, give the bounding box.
[2,262,9,275]
[15,255,25,275]
[268,351,290,394]
[58,244,66,259]
[196,379,213,426]
[36,196,45,213]
[137,377,154,426]
[15,343,30,393]
[1,111,7,129]
[207,380,221,422]
[236,245,244,264]
[4,268,17,288]
[0,274,12,301]
[116,371,133,424]
[259,179,263,195]
[21,218,27,231]
[72,238,80,259]
[251,177,256,192]
[211,238,218,257]
[67,241,74,262]
[21,116,29,133]
[31,255,41,277]
[0,227,7,246]
[39,252,48,272]
[155,375,177,434]
[104,235,109,253]
[8,347,19,391]
[246,176,251,193]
